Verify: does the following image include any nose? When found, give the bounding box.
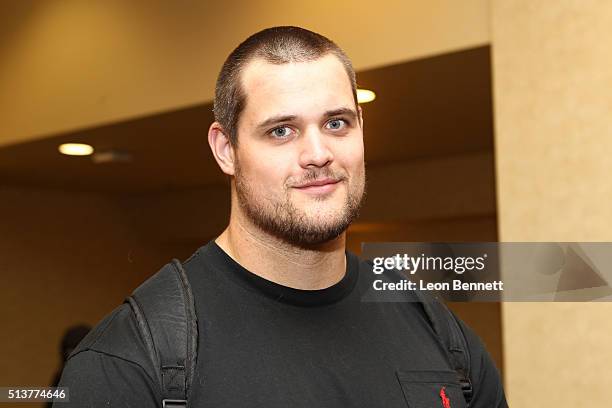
[298,127,334,168]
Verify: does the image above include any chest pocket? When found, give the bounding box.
[396,370,467,408]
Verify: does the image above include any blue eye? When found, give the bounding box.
[271,126,293,138]
[326,119,347,130]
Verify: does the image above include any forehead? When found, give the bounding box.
[239,54,355,122]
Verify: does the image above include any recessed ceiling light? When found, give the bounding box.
[58,143,94,156]
[357,89,376,104]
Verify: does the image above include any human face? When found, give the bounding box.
[233,54,366,247]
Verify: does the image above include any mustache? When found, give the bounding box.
[288,168,347,187]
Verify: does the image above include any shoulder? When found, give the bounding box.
[68,302,158,384]
[58,303,162,406]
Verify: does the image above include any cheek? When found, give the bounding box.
[336,138,365,174]
[242,154,291,193]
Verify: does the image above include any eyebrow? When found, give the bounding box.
[323,107,359,121]
[256,114,298,131]
[255,107,359,131]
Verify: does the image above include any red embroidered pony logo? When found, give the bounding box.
[439,386,451,408]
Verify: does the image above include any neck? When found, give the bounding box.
[215,212,347,290]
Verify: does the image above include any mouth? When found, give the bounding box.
[293,178,342,195]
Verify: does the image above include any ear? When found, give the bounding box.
[358,105,364,129]
[208,122,235,176]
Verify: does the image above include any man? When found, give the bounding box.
[57,26,507,407]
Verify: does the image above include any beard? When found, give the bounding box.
[234,162,366,247]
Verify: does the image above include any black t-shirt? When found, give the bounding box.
[56,241,507,407]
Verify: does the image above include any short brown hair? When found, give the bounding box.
[213,26,357,146]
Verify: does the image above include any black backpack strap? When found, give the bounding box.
[125,259,198,408]
[414,290,473,406]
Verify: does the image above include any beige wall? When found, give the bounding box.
[492,1,612,406]
[0,0,489,147]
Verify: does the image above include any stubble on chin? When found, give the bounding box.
[234,164,365,247]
